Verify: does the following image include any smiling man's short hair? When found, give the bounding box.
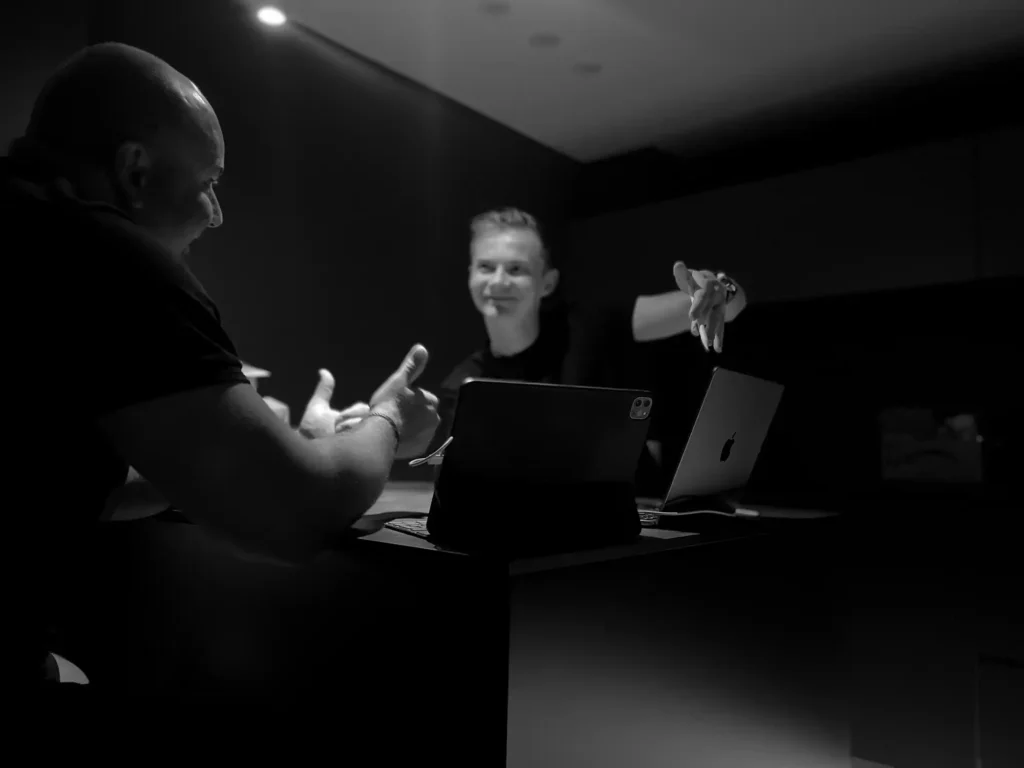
[470,208,553,270]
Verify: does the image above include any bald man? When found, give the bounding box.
[3,43,439,692]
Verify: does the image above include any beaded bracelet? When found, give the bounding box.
[367,410,402,450]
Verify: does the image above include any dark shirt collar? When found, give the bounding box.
[0,155,131,222]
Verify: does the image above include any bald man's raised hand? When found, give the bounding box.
[298,369,370,439]
[368,344,440,460]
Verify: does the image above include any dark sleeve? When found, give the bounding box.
[561,295,651,390]
[71,224,249,416]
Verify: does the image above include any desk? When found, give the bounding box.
[56,483,849,766]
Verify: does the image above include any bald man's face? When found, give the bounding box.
[115,92,224,258]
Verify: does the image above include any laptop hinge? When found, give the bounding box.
[661,493,739,514]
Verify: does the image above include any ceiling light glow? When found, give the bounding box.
[257,6,287,26]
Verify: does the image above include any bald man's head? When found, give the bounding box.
[26,43,201,161]
[12,42,225,258]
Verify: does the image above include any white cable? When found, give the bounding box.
[643,508,760,519]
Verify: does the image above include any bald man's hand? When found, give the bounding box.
[368,345,440,460]
[298,369,370,439]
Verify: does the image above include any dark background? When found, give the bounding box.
[4,4,1022,766]
[2,0,1021,491]
[3,0,578,425]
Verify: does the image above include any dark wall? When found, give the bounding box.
[87,0,579,453]
[563,127,1023,486]
[0,1,87,151]
[563,71,1021,503]
[567,127,1022,501]
[566,43,1023,302]
[10,1,1019,496]
[571,42,1024,220]
[566,128,1023,306]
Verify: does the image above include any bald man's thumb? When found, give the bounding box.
[397,344,429,386]
[312,368,335,404]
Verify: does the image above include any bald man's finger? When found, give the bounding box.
[337,402,370,420]
[397,344,430,386]
[310,368,336,405]
[370,345,430,407]
[417,388,440,408]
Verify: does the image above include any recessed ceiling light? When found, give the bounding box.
[573,62,603,75]
[480,1,511,16]
[529,32,561,49]
[257,6,287,26]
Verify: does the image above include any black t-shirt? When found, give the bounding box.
[433,296,723,493]
[1,158,249,688]
[436,297,646,443]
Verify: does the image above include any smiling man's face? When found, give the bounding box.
[468,228,558,321]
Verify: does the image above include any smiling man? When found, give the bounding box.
[433,208,748,456]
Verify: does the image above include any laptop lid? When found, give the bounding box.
[440,378,654,487]
[427,379,655,554]
[662,367,784,504]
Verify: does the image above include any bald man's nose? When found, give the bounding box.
[208,190,223,228]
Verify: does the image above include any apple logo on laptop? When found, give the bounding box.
[720,432,737,462]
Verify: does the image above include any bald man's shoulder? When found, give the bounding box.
[4,178,190,291]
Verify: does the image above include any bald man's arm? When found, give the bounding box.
[97,382,400,564]
[101,397,293,524]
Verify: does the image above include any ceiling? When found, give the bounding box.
[267,0,1024,162]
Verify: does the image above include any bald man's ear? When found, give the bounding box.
[113,141,153,206]
[541,268,560,298]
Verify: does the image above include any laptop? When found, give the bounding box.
[403,379,654,555]
[637,367,784,516]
